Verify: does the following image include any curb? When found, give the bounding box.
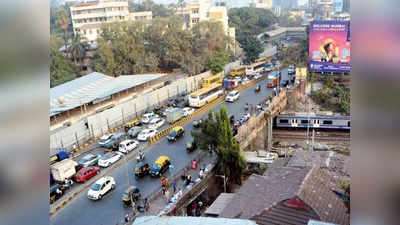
[50,193,78,216]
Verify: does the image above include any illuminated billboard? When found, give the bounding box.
[309,21,350,73]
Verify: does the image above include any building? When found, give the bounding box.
[250,0,273,9]
[331,12,350,21]
[175,0,235,40]
[70,0,152,43]
[273,0,297,10]
[289,9,306,20]
[132,216,258,225]
[217,166,349,225]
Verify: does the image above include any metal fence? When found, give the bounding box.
[50,71,212,155]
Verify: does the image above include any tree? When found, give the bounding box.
[192,107,247,188]
[68,34,89,64]
[50,35,79,87]
[207,50,229,74]
[241,36,263,63]
[55,8,70,46]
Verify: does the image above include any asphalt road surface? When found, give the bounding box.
[50,69,290,225]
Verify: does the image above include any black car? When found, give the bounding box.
[186,139,197,152]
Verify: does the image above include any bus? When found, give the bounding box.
[189,83,223,108]
[246,61,267,76]
[229,66,246,77]
[202,72,222,88]
[267,71,281,88]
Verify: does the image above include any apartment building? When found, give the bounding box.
[250,0,273,9]
[175,0,235,40]
[70,0,152,43]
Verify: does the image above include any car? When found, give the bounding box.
[288,65,295,75]
[166,126,184,142]
[192,119,203,128]
[264,63,274,72]
[141,113,159,124]
[97,152,122,167]
[78,154,102,167]
[225,90,240,102]
[148,118,165,130]
[103,132,126,149]
[74,166,100,183]
[118,139,139,154]
[137,128,158,141]
[149,156,171,177]
[98,134,114,147]
[182,107,195,117]
[254,73,262,79]
[242,77,250,84]
[87,176,116,200]
[186,139,197,152]
[127,126,142,138]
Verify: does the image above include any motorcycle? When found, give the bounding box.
[244,103,249,111]
[136,152,145,162]
[255,85,261,93]
[256,104,262,111]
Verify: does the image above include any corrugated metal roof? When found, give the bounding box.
[50,72,165,116]
[132,216,258,225]
[205,193,235,216]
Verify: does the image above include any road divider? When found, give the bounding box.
[50,193,78,216]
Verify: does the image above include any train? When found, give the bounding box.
[275,112,350,130]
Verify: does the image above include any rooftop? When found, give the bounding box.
[205,193,235,216]
[50,72,165,117]
[132,216,258,225]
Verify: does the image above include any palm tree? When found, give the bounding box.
[56,9,70,46]
[68,34,89,65]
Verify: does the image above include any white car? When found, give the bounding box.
[148,118,165,129]
[141,112,159,124]
[118,139,139,154]
[98,134,114,147]
[242,77,250,84]
[97,152,122,167]
[87,176,115,200]
[225,90,240,102]
[254,73,262,79]
[182,107,195,117]
[137,129,158,141]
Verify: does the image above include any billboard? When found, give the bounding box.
[309,21,350,73]
[333,0,343,12]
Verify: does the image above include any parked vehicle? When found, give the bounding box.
[141,113,159,124]
[148,117,165,130]
[127,126,142,138]
[98,134,114,147]
[118,139,139,154]
[50,184,63,204]
[135,162,150,178]
[182,107,195,117]
[74,166,100,183]
[166,108,184,124]
[137,129,158,141]
[186,139,197,152]
[97,152,122,167]
[150,156,171,177]
[225,90,240,102]
[50,159,78,182]
[192,119,203,128]
[78,154,102,167]
[167,126,184,142]
[87,176,116,200]
[121,186,141,207]
[50,150,69,165]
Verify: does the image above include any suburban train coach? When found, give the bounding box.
[275,112,350,130]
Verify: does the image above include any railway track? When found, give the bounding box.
[273,130,350,142]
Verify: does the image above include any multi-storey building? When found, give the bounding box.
[70,0,152,43]
[250,0,273,9]
[175,0,235,40]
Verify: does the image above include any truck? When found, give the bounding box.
[50,159,78,182]
[267,71,281,88]
[166,108,184,124]
[50,150,69,165]
[223,79,239,90]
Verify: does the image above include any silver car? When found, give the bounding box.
[78,154,102,167]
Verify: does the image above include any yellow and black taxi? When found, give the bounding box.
[186,138,197,152]
[121,185,141,207]
[134,162,150,178]
[167,126,184,142]
[150,156,171,177]
[124,119,142,132]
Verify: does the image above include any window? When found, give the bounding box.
[192,18,199,23]
[301,120,308,124]
[192,8,199,14]
[279,119,289,124]
[323,120,333,125]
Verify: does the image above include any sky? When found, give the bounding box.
[152,0,307,8]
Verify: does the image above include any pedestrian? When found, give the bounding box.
[165,189,170,202]
[162,186,166,195]
[72,144,77,153]
[199,168,204,179]
[124,214,129,223]
[144,198,149,212]
[172,181,176,193]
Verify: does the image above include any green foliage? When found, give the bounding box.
[278,13,303,27]
[129,0,173,17]
[68,34,89,64]
[207,50,229,74]
[311,80,350,114]
[50,36,79,87]
[228,7,277,62]
[192,107,247,186]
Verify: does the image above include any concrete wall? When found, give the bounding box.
[50,71,211,154]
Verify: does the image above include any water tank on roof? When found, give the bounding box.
[57,97,65,105]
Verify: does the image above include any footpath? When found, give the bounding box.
[116,151,216,225]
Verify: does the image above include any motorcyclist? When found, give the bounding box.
[244,103,249,110]
[137,150,144,161]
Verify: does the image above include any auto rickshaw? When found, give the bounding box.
[150,156,171,177]
[121,185,141,207]
[186,139,197,153]
[135,162,150,178]
[124,119,141,132]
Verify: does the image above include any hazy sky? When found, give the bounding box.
[152,0,307,8]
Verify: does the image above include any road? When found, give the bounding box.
[50,69,290,225]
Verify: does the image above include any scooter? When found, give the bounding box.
[244,103,249,111]
[136,152,145,162]
[255,85,261,93]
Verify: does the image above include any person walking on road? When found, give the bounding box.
[172,181,176,193]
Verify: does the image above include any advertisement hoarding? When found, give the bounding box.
[309,21,350,73]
